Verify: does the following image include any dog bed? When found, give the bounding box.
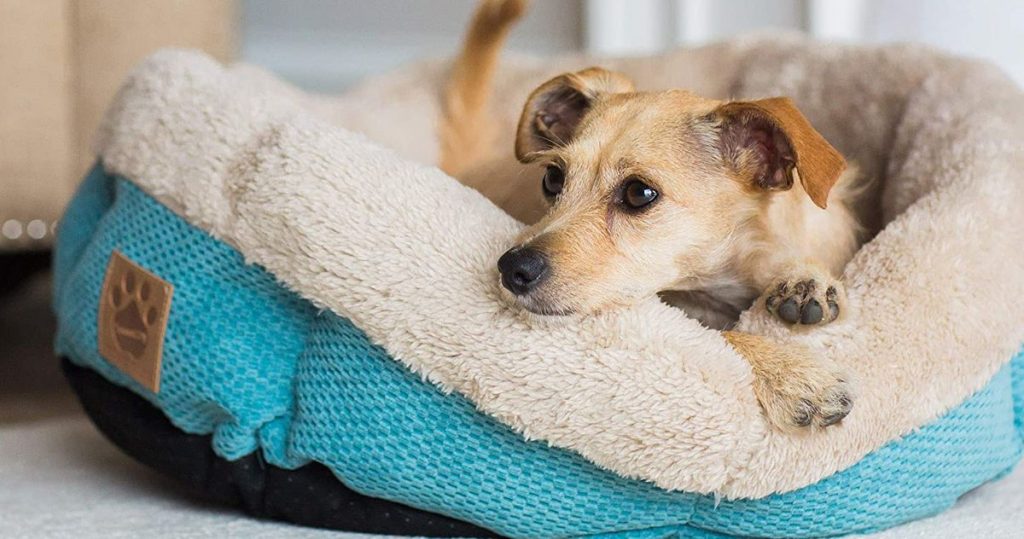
[53,37,1024,538]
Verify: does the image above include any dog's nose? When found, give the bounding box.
[498,247,549,295]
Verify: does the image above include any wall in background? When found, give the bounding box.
[584,0,1024,85]
[241,0,1024,92]
[858,0,1024,86]
[241,0,582,91]
[584,0,804,53]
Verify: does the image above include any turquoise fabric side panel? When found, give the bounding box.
[53,164,114,303]
[1013,352,1024,441]
[286,306,1023,539]
[54,165,1024,539]
[287,313,700,539]
[53,167,316,466]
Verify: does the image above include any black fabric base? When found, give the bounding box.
[62,358,500,538]
[0,251,50,299]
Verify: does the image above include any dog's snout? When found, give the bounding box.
[498,247,549,295]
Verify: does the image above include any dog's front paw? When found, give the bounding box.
[725,331,854,431]
[754,353,854,431]
[764,277,845,326]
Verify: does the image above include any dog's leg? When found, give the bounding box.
[759,260,847,326]
[724,331,853,430]
[439,0,529,177]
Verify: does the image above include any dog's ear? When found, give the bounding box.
[515,67,634,161]
[714,97,846,209]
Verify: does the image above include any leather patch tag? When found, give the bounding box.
[98,251,173,392]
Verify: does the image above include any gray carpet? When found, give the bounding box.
[2,275,1021,538]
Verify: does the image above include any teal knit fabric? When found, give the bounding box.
[54,165,1024,538]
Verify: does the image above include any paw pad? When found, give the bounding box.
[772,375,854,430]
[765,279,842,326]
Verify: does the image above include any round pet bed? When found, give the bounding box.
[54,37,1024,538]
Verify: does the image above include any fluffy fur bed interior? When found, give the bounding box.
[94,38,1024,499]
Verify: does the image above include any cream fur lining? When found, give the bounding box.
[94,38,1024,499]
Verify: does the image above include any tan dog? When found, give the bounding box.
[441,0,863,431]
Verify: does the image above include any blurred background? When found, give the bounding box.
[244,0,1024,92]
[3,0,1024,255]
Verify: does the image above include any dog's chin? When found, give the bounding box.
[509,293,577,317]
[522,302,575,317]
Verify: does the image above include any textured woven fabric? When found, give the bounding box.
[54,166,1024,538]
[55,165,316,464]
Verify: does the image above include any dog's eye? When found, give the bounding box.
[542,166,565,198]
[622,178,659,209]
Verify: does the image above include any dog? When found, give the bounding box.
[440,0,864,431]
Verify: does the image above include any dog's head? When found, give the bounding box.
[497,67,846,315]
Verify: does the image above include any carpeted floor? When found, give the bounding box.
[2,275,1021,538]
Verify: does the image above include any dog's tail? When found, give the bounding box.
[438,0,528,177]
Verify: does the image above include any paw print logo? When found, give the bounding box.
[109,269,159,359]
[98,251,174,392]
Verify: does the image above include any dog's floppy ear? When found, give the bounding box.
[714,97,846,209]
[515,67,634,161]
